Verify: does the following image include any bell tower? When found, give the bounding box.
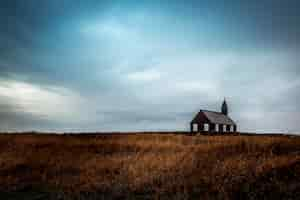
[221,98,228,115]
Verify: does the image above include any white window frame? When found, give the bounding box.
[223,125,227,132]
[204,123,209,131]
[193,123,198,132]
[215,124,219,132]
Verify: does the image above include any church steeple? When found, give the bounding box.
[221,98,228,115]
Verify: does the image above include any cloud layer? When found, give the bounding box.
[0,0,300,133]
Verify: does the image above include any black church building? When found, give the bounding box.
[190,99,237,133]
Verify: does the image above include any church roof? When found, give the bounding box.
[192,110,236,125]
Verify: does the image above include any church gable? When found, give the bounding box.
[191,111,210,124]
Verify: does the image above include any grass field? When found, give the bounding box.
[0,132,300,199]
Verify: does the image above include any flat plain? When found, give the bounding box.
[0,133,299,199]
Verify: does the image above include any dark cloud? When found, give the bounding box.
[100,110,183,124]
[0,105,57,132]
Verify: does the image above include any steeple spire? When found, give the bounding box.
[221,98,228,115]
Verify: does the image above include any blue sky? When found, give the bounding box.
[0,0,300,132]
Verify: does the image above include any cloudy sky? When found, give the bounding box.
[0,0,299,133]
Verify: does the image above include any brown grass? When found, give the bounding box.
[0,133,300,199]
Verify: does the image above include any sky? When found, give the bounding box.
[0,0,300,133]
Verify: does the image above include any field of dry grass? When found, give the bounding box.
[0,133,300,199]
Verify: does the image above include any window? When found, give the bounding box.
[204,123,209,131]
[230,125,234,132]
[223,125,227,132]
[193,124,198,132]
[215,124,219,132]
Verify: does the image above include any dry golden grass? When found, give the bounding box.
[0,133,300,199]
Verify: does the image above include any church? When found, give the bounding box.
[190,99,237,133]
